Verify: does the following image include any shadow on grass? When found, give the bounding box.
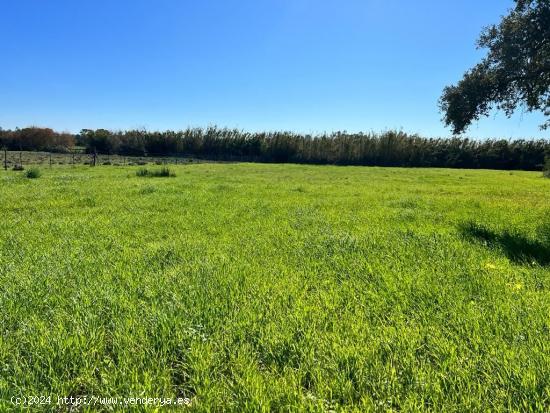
[460,222,550,266]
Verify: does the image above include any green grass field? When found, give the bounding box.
[1,164,549,411]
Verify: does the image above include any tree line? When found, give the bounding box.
[0,127,74,152]
[1,126,548,170]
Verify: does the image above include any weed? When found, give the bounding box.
[136,167,175,177]
[139,185,158,195]
[136,167,149,177]
[154,167,174,177]
[24,167,41,179]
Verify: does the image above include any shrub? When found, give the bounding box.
[12,164,24,171]
[153,167,174,177]
[25,167,41,179]
[136,167,175,178]
[136,168,149,177]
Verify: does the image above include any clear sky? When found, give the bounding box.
[1,0,548,138]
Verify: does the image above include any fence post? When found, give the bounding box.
[92,151,97,167]
[3,148,6,170]
[49,153,52,168]
[19,152,22,168]
[72,151,75,166]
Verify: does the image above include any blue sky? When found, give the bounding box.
[1,0,547,138]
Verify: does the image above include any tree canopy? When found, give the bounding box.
[440,0,550,134]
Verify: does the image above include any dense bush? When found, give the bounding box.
[2,126,549,170]
[25,167,41,179]
[136,167,175,177]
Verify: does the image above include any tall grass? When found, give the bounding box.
[76,128,550,170]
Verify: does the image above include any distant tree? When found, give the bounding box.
[0,127,6,148]
[54,133,75,151]
[6,127,74,152]
[81,129,116,154]
[440,0,550,134]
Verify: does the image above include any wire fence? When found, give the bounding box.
[1,150,202,170]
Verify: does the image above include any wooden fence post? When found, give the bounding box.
[3,148,7,170]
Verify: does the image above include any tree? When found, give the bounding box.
[440,0,550,134]
[80,128,117,154]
